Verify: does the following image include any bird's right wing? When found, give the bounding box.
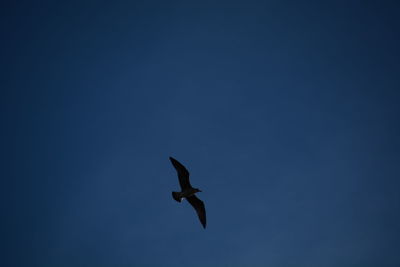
[186,195,206,229]
[169,157,192,189]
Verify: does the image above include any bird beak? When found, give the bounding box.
[198,190,202,192]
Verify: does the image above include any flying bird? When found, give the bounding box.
[169,157,206,229]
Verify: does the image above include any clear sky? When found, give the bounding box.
[2,1,400,266]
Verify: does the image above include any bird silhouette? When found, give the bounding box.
[169,157,206,229]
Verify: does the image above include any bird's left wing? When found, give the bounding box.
[169,157,192,190]
[186,195,206,229]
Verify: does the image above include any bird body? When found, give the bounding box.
[169,157,207,228]
[172,188,201,202]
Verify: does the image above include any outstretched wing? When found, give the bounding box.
[186,195,206,229]
[169,157,192,190]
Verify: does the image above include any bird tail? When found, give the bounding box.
[172,192,182,202]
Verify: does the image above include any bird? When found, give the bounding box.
[169,157,206,229]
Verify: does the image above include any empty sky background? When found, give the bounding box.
[2,1,400,266]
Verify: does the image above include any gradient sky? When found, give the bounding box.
[2,1,400,266]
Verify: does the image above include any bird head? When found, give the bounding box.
[195,188,202,193]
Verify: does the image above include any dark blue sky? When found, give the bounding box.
[2,1,400,266]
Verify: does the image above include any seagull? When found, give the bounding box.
[169,157,206,229]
